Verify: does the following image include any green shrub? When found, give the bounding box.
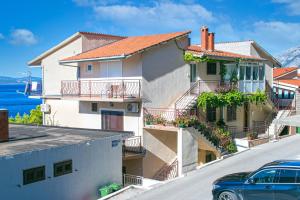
[9,105,42,125]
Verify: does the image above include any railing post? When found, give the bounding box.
[122,80,125,99]
[61,81,63,96]
[89,80,91,98]
[78,80,81,96]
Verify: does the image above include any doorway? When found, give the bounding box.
[190,64,197,83]
[101,110,124,131]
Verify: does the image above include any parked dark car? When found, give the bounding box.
[212,160,300,200]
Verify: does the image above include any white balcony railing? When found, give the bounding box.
[61,79,141,100]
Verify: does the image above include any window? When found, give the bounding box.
[87,64,93,72]
[239,66,245,80]
[259,66,265,80]
[253,66,259,80]
[296,170,300,183]
[23,166,45,185]
[252,169,277,184]
[190,64,197,82]
[91,103,98,112]
[277,169,297,183]
[54,160,72,177]
[207,62,217,75]
[206,106,216,122]
[246,66,251,80]
[227,105,237,121]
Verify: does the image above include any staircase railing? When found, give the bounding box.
[153,159,178,181]
[123,174,143,186]
[175,80,201,110]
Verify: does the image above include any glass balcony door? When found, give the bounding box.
[238,63,265,93]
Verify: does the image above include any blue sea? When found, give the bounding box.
[0,84,42,117]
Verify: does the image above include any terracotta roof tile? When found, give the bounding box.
[278,79,300,88]
[186,45,263,60]
[62,31,191,62]
[273,67,298,78]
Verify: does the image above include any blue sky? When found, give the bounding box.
[0,0,300,77]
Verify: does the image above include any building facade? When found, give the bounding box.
[28,27,281,181]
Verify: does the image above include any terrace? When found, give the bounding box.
[61,79,141,102]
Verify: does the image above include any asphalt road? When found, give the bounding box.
[132,135,300,200]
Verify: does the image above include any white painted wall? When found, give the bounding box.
[142,37,190,108]
[178,129,198,175]
[0,135,122,200]
[42,37,82,96]
[44,99,142,136]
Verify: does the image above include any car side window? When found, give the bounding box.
[252,169,277,184]
[296,170,300,183]
[278,169,297,183]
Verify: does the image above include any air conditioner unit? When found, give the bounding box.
[126,103,139,113]
[40,104,51,113]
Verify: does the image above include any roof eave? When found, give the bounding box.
[59,55,127,64]
[186,51,265,62]
[28,32,81,66]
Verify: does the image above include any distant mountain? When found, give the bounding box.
[277,46,300,67]
[0,76,41,84]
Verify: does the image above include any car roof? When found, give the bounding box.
[262,160,300,169]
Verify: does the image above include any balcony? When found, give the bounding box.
[122,136,145,160]
[61,79,141,102]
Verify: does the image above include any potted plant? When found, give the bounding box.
[175,116,187,128]
[145,113,154,125]
[154,115,167,126]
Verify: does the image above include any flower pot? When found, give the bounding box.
[179,123,187,128]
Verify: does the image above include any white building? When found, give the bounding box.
[0,122,125,200]
[28,27,283,181]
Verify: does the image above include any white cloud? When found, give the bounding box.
[244,21,300,54]
[0,33,4,40]
[92,2,214,34]
[272,0,300,15]
[10,29,37,45]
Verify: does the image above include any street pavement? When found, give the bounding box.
[132,135,300,200]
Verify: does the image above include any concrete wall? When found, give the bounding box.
[42,38,81,95]
[179,129,198,174]
[0,135,122,200]
[142,37,190,108]
[197,62,221,81]
[44,99,142,136]
[78,55,142,80]
[142,128,177,178]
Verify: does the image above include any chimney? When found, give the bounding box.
[0,109,8,142]
[201,26,209,50]
[208,32,215,51]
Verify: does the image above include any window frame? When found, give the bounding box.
[54,160,73,177]
[86,64,93,73]
[190,64,197,82]
[249,168,277,184]
[227,105,237,122]
[276,169,297,184]
[206,106,216,122]
[91,102,98,112]
[207,62,217,75]
[23,166,45,185]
